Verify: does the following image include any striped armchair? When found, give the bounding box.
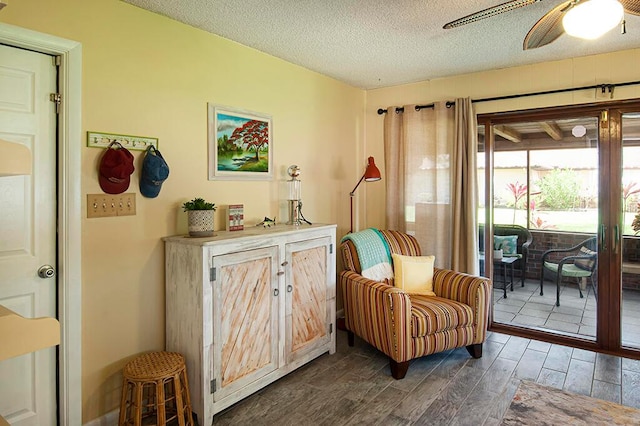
[340,230,491,379]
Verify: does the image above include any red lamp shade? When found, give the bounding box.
[363,156,381,182]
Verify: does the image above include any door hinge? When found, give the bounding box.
[210,267,216,281]
[329,243,333,254]
[210,379,216,393]
[52,55,61,67]
[50,93,61,114]
[329,323,333,334]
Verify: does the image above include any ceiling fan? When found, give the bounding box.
[443,0,640,50]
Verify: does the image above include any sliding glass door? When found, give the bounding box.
[620,111,640,350]
[480,101,640,356]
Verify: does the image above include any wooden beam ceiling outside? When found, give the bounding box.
[494,125,522,143]
[540,121,563,141]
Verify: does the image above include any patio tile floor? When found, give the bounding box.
[493,278,640,347]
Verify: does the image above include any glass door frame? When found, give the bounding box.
[479,99,640,358]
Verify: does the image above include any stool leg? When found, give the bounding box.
[133,382,143,426]
[173,372,186,426]
[157,379,166,425]
[119,379,130,426]
[180,368,195,426]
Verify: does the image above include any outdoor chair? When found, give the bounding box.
[479,224,533,287]
[540,236,598,307]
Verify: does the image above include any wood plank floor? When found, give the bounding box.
[212,330,640,425]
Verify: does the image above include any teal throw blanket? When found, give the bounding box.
[341,228,393,281]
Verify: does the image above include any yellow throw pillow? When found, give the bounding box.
[391,253,436,296]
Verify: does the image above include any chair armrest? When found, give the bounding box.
[339,270,412,362]
[432,268,492,344]
[541,239,594,262]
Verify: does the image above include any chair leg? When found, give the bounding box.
[578,278,584,298]
[347,330,354,347]
[556,273,561,307]
[389,359,410,380]
[466,343,483,359]
[540,267,545,296]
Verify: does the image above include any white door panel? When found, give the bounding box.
[0,45,57,426]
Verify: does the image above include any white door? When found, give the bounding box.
[0,45,58,425]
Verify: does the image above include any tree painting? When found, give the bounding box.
[228,119,268,162]
[214,110,271,174]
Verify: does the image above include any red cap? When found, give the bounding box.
[99,143,134,194]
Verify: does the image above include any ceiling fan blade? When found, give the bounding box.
[620,0,640,15]
[523,0,574,50]
[443,0,541,29]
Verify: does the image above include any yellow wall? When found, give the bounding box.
[2,0,364,422]
[365,49,640,229]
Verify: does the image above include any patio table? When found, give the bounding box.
[480,254,518,298]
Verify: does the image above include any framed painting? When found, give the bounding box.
[208,103,273,180]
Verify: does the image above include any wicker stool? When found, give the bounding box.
[119,351,194,426]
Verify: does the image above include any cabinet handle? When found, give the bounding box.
[277,271,285,276]
[287,285,293,293]
[274,288,279,297]
[281,261,288,266]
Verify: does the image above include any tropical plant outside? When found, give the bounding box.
[536,169,581,210]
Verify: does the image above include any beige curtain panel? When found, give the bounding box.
[383,98,479,274]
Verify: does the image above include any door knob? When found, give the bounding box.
[38,265,56,279]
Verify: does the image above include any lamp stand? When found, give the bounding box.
[349,174,366,233]
[348,156,381,234]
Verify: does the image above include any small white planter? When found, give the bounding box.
[187,210,214,237]
[493,249,503,260]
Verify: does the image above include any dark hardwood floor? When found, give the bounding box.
[212,330,640,425]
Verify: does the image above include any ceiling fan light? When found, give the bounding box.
[562,0,624,40]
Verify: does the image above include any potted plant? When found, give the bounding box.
[493,242,503,260]
[183,197,216,237]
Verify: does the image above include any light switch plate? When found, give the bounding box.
[87,193,136,218]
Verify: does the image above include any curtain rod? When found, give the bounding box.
[377,101,454,115]
[376,80,640,115]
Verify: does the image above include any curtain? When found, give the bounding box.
[383,98,478,274]
[451,98,479,274]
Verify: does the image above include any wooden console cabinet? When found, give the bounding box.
[164,224,336,423]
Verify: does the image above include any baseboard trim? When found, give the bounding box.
[83,408,118,426]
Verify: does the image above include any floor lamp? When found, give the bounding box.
[350,156,381,233]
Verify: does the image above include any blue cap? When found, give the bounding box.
[139,146,169,198]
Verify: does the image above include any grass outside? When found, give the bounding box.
[481,208,639,235]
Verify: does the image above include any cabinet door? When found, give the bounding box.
[211,246,279,402]
[285,237,332,363]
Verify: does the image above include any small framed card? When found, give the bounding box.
[227,204,244,231]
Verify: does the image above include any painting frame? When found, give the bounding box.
[208,103,273,181]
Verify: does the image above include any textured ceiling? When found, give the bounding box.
[122,0,640,89]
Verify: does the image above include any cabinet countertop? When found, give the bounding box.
[163,223,337,246]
